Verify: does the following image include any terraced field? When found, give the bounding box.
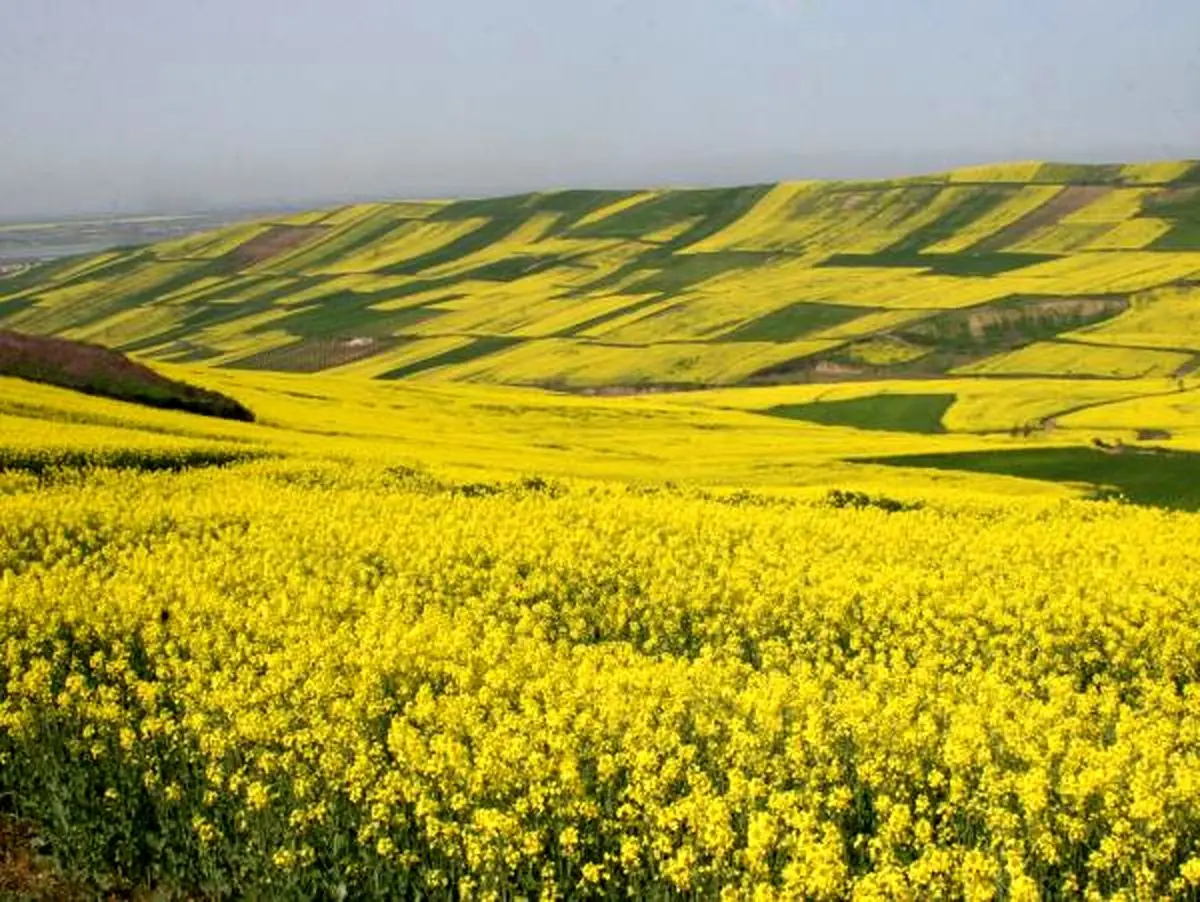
[2,159,1198,392]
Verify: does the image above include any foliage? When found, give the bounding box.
[5,462,1200,898]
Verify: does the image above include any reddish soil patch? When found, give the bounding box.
[0,329,254,421]
[973,186,1112,251]
[227,225,328,267]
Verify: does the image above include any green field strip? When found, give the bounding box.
[9,260,220,338]
[719,302,869,342]
[529,189,645,235]
[885,187,1016,254]
[1032,162,1126,185]
[272,210,415,273]
[1153,221,1200,251]
[463,254,570,282]
[154,274,281,307]
[0,297,35,321]
[823,184,950,250]
[860,446,1200,511]
[377,335,523,380]
[895,295,1130,352]
[820,251,1053,276]
[764,393,957,434]
[0,254,121,298]
[221,336,402,373]
[258,209,406,272]
[563,251,664,297]
[379,214,529,277]
[568,186,770,241]
[428,193,538,221]
[622,251,773,294]
[565,188,774,296]
[153,342,224,364]
[258,292,446,339]
[556,296,668,337]
[32,249,158,292]
[659,186,775,253]
[1146,188,1200,250]
[116,296,284,354]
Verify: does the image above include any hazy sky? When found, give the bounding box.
[3,0,1198,219]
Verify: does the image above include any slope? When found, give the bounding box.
[2,160,1198,390]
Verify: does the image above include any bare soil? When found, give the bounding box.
[959,297,1128,339]
[227,225,328,267]
[224,336,398,374]
[0,817,83,901]
[973,186,1112,251]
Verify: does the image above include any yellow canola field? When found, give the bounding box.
[688,185,975,256]
[319,219,489,275]
[1059,386,1200,431]
[1084,219,1173,251]
[4,459,1200,898]
[924,186,1063,253]
[1006,252,1200,295]
[683,377,1167,434]
[594,292,803,344]
[1062,189,1155,224]
[417,214,561,280]
[154,222,272,260]
[1121,161,1195,184]
[685,182,816,252]
[431,338,839,388]
[1066,286,1200,351]
[946,161,1046,182]
[954,341,1192,380]
[568,192,660,230]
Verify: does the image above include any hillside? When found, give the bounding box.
[0,330,254,421]
[2,159,1199,391]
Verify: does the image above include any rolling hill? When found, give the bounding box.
[2,159,1198,392]
[5,160,1200,506]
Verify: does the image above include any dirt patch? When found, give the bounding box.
[900,295,1128,348]
[747,358,869,385]
[0,329,255,421]
[0,817,86,900]
[958,296,1128,340]
[743,295,1130,385]
[1136,428,1172,441]
[224,336,399,373]
[226,225,328,267]
[973,186,1111,251]
[1174,355,1200,377]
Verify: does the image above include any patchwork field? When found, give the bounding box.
[6,160,1200,899]
[3,159,1199,390]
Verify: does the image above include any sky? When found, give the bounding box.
[2,0,1198,219]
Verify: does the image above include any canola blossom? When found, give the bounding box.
[4,460,1200,898]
